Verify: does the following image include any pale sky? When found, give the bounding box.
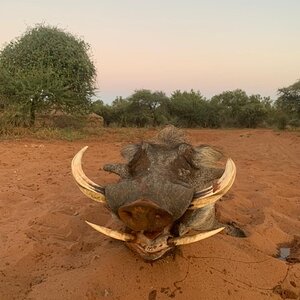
[0,0,299,103]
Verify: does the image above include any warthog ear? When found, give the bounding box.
[103,163,130,179]
[190,158,236,209]
[71,146,106,203]
[121,144,141,162]
[192,145,224,168]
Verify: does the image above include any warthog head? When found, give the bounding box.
[72,126,236,260]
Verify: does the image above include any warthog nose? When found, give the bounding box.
[118,199,173,232]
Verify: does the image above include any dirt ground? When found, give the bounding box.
[0,129,299,300]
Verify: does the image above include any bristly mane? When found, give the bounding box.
[121,126,186,162]
[150,125,186,147]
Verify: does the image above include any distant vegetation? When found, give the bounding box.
[0,24,299,137]
[92,85,300,130]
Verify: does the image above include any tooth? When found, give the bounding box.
[85,221,135,242]
[169,227,225,245]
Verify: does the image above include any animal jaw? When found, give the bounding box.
[85,220,225,261]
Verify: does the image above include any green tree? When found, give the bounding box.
[210,90,271,128]
[111,90,168,127]
[92,99,113,127]
[237,95,268,128]
[203,101,222,128]
[210,89,248,127]
[0,24,96,126]
[110,96,131,127]
[127,89,169,127]
[276,79,300,126]
[169,90,208,127]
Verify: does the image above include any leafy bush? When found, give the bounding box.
[0,24,96,126]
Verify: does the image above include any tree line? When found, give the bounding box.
[92,87,299,129]
[0,24,299,130]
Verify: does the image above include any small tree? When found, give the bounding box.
[276,79,300,123]
[92,100,113,127]
[237,95,268,128]
[126,89,169,127]
[0,24,96,126]
[109,96,131,127]
[169,90,207,127]
[210,89,249,127]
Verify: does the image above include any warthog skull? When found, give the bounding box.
[72,126,236,260]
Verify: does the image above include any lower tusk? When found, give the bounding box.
[169,227,225,246]
[85,221,135,242]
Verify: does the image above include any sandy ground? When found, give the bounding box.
[0,129,299,300]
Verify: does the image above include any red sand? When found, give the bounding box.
[0,129,299,299]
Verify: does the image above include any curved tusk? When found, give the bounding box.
[71,146,106,203]
[86,221,135,242]
[190,158,236,209]
[169,227,225,246]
